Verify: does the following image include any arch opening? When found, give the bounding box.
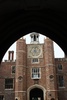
[3,32,65,62]
[30,88,44,100]
[0,9,67,62]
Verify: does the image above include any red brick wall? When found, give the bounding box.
[0,61,15,100]
[0,37,67,100]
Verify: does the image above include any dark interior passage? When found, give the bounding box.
[30,88,43,100]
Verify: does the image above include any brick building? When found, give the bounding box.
[0,32,67,100]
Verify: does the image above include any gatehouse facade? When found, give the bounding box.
[0,32,67,100]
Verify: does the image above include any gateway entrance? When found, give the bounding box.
[30,88,43,100]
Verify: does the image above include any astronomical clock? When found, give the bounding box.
[27,44,43,58]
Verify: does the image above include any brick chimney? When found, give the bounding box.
[8,51,14,61]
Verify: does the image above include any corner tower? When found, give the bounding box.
[44,37,58,100]
[15,38,27,100]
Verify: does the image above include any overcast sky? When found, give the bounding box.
[2,33,64,61]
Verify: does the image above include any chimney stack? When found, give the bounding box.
[8,51,14,61]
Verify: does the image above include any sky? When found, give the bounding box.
[2,33,64,61]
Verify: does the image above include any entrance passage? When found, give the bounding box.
[30,88,43,100]
[0,95,4,100]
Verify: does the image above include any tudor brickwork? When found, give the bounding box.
[0,33,67,100]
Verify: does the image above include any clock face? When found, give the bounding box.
[27,45,43,58]
[30,46,41,56]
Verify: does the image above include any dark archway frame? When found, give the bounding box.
[0,4,67,62]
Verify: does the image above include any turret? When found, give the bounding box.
[15,38,27,100]
[30,32,39,44]
[44,37,58,100]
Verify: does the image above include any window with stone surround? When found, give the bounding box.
[5,78,13,89]
[58,64,62,70]
[31,68,41,79]
[32,58,39,63]
[58,75,64,87]
[11,66,15,74]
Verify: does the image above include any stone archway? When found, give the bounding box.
[30,88,43,100]
[27,84,46,100]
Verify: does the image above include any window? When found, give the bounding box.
[58,75,64,87]
[32,58,39,63]
[0,95,4,100]
[58,64,62,70]
[12,66,15,73]
[5,78,13,89]
[31,68,41,79]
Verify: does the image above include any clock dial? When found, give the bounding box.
[27,44,43,58]
[30,46,40,56]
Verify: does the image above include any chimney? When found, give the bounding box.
[8,51,14,61]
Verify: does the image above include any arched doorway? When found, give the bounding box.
[30,88,43,100]
[27,84,46,100]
